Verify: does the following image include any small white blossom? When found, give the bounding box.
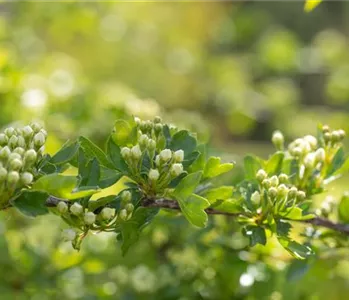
[256,169,267,181]
[33,132,46,148]
[70,202,83,216]
[121,147,131,159]
[160,149,172,162]
[101,207,115,220]
[131,145,142,160]
[251,191,260,205]
[270,175,279,187]
[173,150,184,162]
[84,212,96,225]
[121,190,132,202]
[271,131,284,149]
[57,201,68,214]
[170,163,183,177]
[304,135,317,149]
[148,169,160,181]
[7,171,19,185]
[21,172,33,185]
[315,148,326,162]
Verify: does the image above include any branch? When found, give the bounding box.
[46,196,349,235]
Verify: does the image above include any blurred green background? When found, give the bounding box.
[1,1,349,299]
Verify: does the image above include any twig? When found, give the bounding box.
[46,196,349,235]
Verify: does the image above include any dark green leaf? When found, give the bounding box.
[327,147,345,177]
[276,219,292,237]
[120,207,159,255]
[107,137,129,173]
[88,195,117,212]
[99,167,123,189]
[12,190,49,217]
[169,130,197,156]
[287,260,310,281]
[278,237,314,260]
[338,193,349,223]
[50,140,79,165]
[79,136,114,169]
[243,225,267,247]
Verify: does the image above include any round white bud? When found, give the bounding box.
[0,133,8,146]
[33,132,46,148]
[13,147,25,156]
[296,190,306,201]
[148,168,160,181]
[160,149,172,162]
[24,149,37,164]
[121,147,131,160]
[131,145,142,160]
[7,171,19,185]
[170,163,184,177]
[8,135,18,149]
[21,172,33,185]
[304,153,315,168]
[138,134,149,147]
[125,203,134,213]
[17,136,26,148]
[251,191,261,206]
[304,135,317,149]
[22,125,34,138]
[119,209,128,220]
[315,148,326,162]
[62,229,76,241]
[277,184,289,197]
[70,202,83,216]
[4,127,15,137]
[155,155,161,166]
[271,131,284,149]
[121,190,132,202]
[270,175,279,187]
[9,158,23,171]
[101,207,115,220]
[0,167,7,182]
[154,116,162,124]
[256,169,267,182]
[0,146,11,159]
[30,122,42,133]
[84,212,96,225]
[174,150,184,163]
[57,201,68,214]
[148,139,156,150]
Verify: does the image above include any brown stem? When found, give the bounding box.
[46,196,349,235]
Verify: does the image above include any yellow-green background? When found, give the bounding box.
[0,2,349,299]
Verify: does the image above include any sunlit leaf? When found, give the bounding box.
[304,0,322,12]
[278,237,314,259]
[203,156,234,179]
[243,225,267,247]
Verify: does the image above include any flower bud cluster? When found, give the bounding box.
[316,196,335,218]
[321,125,346,145]
[120,117,185,192]
[0,123,47,205]
[255,169,306,209]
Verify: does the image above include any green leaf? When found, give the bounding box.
[120,207,159,255]
[169,130,197,156]
[50,140,79,165]
[189,144,207,173]
[332,156,349,177]
[203,156,234,179]
[79,136,114,169]
[338,193,349,223]
[244,155,262,180]
[33,174,100,199]
[111,119,134,146]
[204,186,234,204]
[278,237,314,259]
[287,260,310,281]
[265,152,284,175]
[12,190,49,217]
[88,195,117,212]
[243,225,267,247]
[107,137,129,173]
[173,172,210,227]
[276,219,292,237]
[278,207,315,221]
[304,0,322,12]
[327,147,345,178]
[211,198,243,214]
[99,167,123,189]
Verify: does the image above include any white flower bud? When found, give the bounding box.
[57,201,68,214]
[268,187,277,198]
[154,123,163,134]
[271,131,284,150]
[160,149,172,162]
[134,117,141,126]
[125,203,134,213]
[30,122,42,133]
[315,148,326,162]
[22,125,34,138]
[119,209,128,220]
[270,175,279,187]
[292,147,302,157]
[296,190,306,201]
[9,158,23,171]
[0,133,8,146]
[8,135,18,149]
[256,169,267,182]
[288,186,298,198]
[148,139,156,150]
[39,129,48,138]
[33,132,46,148]
[13,147,25,156]
[17,136,26,148]
[24,149,37,164]
[62,229,76,241]
[9,153,21,161]
[84,212,96,225]
[304,135,317,149]
[148,168,160,181]
[4,127,15,137]
[0,146,11,160]
[338,129,346,140]
[21,172,33,185]
[121,190,131,202]
[131,145,142,160]
[304,153,315,168]
[278,173,288,183]
[0,167,7,182]
[121,147,131,160]
[154,116,162,124]
[101,207,115,220]
[70,202,83,216]
[7,171,19,185]
[170,163,183,177]
[251,191,261,205]
[277,184,289,197]
[174,150,184,163]
[138,134,149,147]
